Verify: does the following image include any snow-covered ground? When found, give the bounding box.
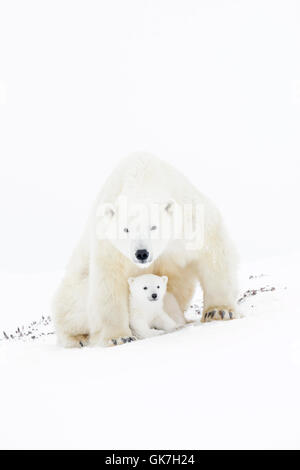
[1,253,299,450]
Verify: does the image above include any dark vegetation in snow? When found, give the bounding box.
[0,278,277,344]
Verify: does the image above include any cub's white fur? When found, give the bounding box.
[52,152,239,348]
[128,274,177,338]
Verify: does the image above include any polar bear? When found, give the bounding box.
[52,152,239,348]
[128,274,178,339]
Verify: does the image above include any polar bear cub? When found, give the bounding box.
[128,274,177,339]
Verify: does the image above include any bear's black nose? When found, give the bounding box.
[152,293,157,299]
[135,249,149,262]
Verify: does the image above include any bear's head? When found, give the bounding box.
[96,196,176,268]
[128,274,168,302]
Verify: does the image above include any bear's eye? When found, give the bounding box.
[124,227,129,233]
[150,225,157,231]
[143,286,148,290]
[157,286,160,288]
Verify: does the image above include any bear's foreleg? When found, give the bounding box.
[87,258,135,347]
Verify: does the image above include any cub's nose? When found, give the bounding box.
[135,249,149,262]
[152,293,157,299]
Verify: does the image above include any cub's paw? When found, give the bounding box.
[202,307,237,322]
[148,329,165,337]
[184,303,202,323]
[107,336,137,347]
[134,329,164,339]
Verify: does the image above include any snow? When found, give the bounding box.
[1,254,299,450]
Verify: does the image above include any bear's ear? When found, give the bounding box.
[96,202,115,219]
[104,203,115,219]
[165,199,175,215]
[162,275,168,284]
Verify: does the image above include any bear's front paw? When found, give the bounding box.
[58,333,89,348]
[107,336,137,347]
[202,307,238,322]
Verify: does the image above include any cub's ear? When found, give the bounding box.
[128,277,135,286]
[96,202,115,219]
[165,199,176,215]
[162,275,168,284]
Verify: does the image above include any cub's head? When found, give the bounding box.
[128,274,168,303]
[96,196,176,269]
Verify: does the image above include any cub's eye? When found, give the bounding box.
[150,225,157,231]
[124,227,129,233]
[143,286,148,290]
[157,286,160,288]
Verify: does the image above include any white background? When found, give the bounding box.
[1,1,300,450]
[0,0,299,276]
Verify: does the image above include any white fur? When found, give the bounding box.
[52,152,239,347]
[128,274,177,338]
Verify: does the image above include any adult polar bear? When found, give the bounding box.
[53,153,239,347]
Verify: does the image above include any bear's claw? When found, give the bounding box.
[121,336,135,343]
[202,307,237,322]
[206,309,216,319]
[108,336,137,347]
